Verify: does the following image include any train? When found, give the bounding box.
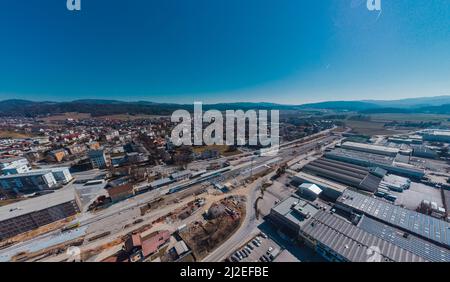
[167,166,233,194]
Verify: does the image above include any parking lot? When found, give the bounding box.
[228,233,281,262]
[388,181,443,210]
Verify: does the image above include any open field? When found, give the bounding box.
[38,112,92,123]
[343,120,402,136]
[370,113,450,124]
[0,130,32,139]
[192,145,241,157]
[96,114,168,120]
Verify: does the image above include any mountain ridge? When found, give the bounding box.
[1,95,450,117]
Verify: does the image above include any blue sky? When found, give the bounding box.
[0,0,449,104]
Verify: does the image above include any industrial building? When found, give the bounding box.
[379,174,411,192]
[0,189,81,240]
[300,158,382,193]
[412,145,438,159]
[293,172,347,201]
[388,137,423,145]
[358,215,450,262]
[325,148,425,179]
[336,190,450,249]
[268,195,321,235]
[341,141,400,157]
[300,210,425,262]
[422,129,450,143]
[0,170,58,194]
[297,183,322,201]
[0,167,73,195]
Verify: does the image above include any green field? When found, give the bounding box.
[370,113,450,124]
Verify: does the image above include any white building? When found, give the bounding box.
[341,141,400,157]
[297,183,322,200]
[0,157,30,175]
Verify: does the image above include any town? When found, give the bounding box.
[0,108,449,263]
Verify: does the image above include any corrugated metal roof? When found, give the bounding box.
[301,210,425,262]
[337,189,450,249]
[358,215,450,262]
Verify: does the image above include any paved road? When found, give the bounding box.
[202,135,341,262]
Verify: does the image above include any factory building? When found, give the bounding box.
[412,145,439,159]
[297,183,322,201]
[325,148,425,179]
[293,172,347,201]
[336,190,450,249]
[379,174,411,192]
[422,129,450,143]
[388,137,423,145]
[341,141,400,157]
[300,158,382,193]
[0,189,81,241]
[358,215,450,262]
[268,195,321,235]
[300,210,425,262]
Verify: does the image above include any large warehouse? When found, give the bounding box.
[325,148,425,179]
[341,141,400,157]
[0,189,81,241]
[336,190,450,249]
[422,129,450,143]
[300,210,426,262]
[358,215,450,262]
[300,158,382,193]
[292,172,347,200]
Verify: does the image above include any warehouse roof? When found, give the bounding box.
[301,158,381,193]
[294,172,348,193]
[301,210,425,262]
[326,148,395,166]
[337,189,450,248]
[271,196,321,228]
[0,188,77,222]
[358,215,450,262]
[342,141,400,155]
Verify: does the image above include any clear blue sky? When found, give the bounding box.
[0,0,449,104]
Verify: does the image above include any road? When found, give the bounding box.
[202,135,341,262]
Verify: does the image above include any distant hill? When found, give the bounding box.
[297,101,380,111]
[1,95,450,117]
[0,99,296,117]
[363,95,450,108]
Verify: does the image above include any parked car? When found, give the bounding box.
[263,254,271,262]
[230,255,239,262]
